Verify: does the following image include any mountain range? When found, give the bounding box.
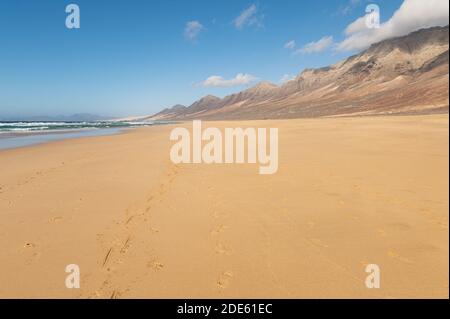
[147,25,449,121]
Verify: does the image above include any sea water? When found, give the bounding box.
[0,121,153,150]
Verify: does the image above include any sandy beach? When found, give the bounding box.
[0,115,448,299]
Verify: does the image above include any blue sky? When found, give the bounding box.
[0,0,428,118]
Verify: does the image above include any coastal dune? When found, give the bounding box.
[0,115,448,298]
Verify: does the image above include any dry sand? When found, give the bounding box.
[0,115,448,298]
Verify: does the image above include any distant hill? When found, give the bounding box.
[148,25,449,120]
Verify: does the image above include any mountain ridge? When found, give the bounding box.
[148,25,449,121]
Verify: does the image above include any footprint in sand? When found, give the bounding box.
[110,290,122,299]
[125,217,133,225]
[217,271,233,289]
[168,175,176,183]
[120,237,131,254]
[49,216,63,223]
[211,225,227,236]
[147,260,164,271]
[308,238,329,248]
[125,213,144,225]
[215,242,232,255]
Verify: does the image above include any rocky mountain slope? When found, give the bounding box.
[149,25,449,120]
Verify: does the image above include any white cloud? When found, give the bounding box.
[233,4,264,29]
[336,0,449,52]
[296,36,334,54]
[184,21,204,40]
[284,40,296,49]
[198,73,259,88]
[344,15,368,36]
[280,74,296,84]
[336,0,362,16]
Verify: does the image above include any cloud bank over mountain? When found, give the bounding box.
[337,0,449,51]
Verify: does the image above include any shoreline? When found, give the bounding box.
[0,128,126,152]
[0,120,174,152]
[1,112,448,152]
[0,115,448,298]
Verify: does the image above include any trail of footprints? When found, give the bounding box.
[90,165,180,298]
[3,163,67,194]
[208,188,234,291]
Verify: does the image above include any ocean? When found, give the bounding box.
[0,121,156,150]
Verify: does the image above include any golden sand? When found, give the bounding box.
[0,115,448,298]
